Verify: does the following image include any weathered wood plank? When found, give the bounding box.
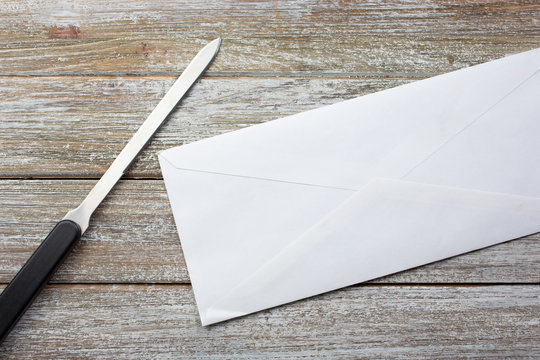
[1,180,538,284]
[0,75,412,178]
[0,284,538,358]
[0,0,538,74]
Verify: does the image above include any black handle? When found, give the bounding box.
[0,220,81,343]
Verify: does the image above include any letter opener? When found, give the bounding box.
[0,38,221,342]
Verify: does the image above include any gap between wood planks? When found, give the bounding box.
[0,177,164,180]
[0,71,432,79]
[1,283,539,288]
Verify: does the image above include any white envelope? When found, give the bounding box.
[158,48,540,326]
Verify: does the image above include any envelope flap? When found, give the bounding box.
[160,48,540,190]
[203,178,540,324]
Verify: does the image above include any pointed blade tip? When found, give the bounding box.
[193,38,221,64]
[208,38,222,54]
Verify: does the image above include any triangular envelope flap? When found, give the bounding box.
[160,48,540,190]
[203,179,540,325]
[159,155,355,321]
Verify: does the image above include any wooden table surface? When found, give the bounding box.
[1,1,539,358]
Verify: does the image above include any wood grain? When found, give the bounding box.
[0,284,538,358]
[0,75,411,178]
[0,0,539,74]
[0,180,538,284]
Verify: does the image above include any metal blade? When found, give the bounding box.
[64,38,221,234]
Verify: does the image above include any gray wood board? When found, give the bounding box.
[1,0,539,74]
[0,180,538,284]
[0,76,411,178]
[0,284,538,359]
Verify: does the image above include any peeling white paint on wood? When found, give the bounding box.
[0,76,412,178]
[0,1,538,74]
